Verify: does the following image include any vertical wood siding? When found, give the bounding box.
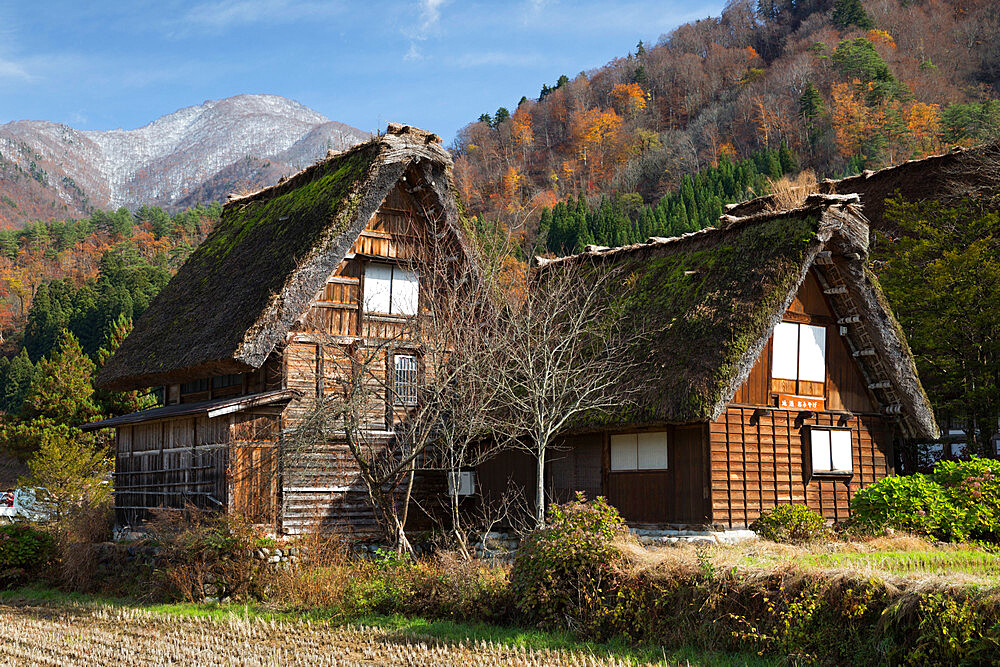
[605,425,708,526]
[708,407,891,527]
[114,416,233,526]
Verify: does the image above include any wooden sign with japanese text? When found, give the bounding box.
[777,394,825,411]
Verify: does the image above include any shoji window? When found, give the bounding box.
[610,432,669,471]
[810,427,853,473]
[771,322,827,385]
[364,263,418,315]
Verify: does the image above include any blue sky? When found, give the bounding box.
[0,0,724,143]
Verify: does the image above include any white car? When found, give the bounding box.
[0,488,51,522]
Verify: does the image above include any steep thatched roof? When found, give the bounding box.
[540,194,937,439]
[98,124,460,391]
[726,142,1000,231]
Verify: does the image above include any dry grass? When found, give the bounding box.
[0,599,657,666]
[618,534,1000,585]
[766,170,818,211]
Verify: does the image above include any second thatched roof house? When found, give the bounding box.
[479,193,937,529]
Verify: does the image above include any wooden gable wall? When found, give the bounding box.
[277,177,445,536]
[729,271,876,413]
[710,268,893,528]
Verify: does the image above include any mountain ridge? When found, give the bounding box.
[0,94,369,227]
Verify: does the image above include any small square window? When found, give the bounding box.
[811,427,853,474]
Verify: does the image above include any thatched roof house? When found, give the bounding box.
[479,193,939,529]
[89,124,467,533]
[97,123,461,393]
[537,193,936,439]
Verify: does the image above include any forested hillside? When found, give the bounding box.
[0,204,219,414]
[452,0,1000,253]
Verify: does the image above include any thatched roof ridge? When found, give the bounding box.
[543,195,936,438]
[725,142,999,229]
[98,124,458,392]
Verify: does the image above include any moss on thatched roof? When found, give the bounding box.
[542,195,937,438]
[611,212,820,422]
[98,125,459,391]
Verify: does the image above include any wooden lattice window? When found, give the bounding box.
[393,354,418,406]
[212,373,242,389]
[180,378,209,394]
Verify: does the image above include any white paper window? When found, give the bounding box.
[798,324,827,383]
[811,427,853,473]
[771,321,800,380]
[637,431,669,469]
[392,267,419,315]
[830,430,853,471]
[363,263,392,313]
[610,434,638,471]
[772,321,827,384]
[611,432,668,471]
[364,263,419,315]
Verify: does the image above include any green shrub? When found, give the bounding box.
[851,458,1000,542]
[0,523,55,586]
[931,457,1000,540]
[851,474,960,540]
[750,504,830,543]
[509,493,627,632]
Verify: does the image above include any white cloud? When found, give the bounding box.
[403,43,425,62]
[418,0,447,35]
[0,58,30,81]
[183,0,341,29]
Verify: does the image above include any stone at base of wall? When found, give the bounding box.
[632,528,759,546]
[472,528,759,558]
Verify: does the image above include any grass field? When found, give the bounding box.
[0,589,774,667]
[627,535,1000,585]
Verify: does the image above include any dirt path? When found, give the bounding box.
[0,601,651,666]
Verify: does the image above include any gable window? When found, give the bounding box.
[180,378,209,394]
[393,354,418,406]
[364,263,418,315]
[772,321,827,384]
[610,431,668,471]
[211,374,242,389]
[810,427,853,474]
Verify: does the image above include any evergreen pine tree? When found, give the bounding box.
[94,315,155,418]
[21,330,98,426]
[832,0,874,30]
[798,82,825,120]
[1,350,35,415]
[778,143,798,174]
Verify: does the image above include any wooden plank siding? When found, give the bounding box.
[114,415,232,526]
[707,268,890,527]
[274,179,447,536]
[708,408,890,527]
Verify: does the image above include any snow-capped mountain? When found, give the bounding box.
[0,94,369,225]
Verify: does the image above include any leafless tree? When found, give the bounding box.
[471,256,650,529]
